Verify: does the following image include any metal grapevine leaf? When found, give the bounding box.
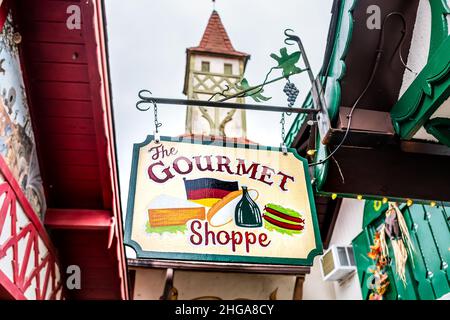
[235,78,271,102]
[270,47,302,77]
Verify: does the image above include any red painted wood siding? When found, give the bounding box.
[0,157,62,300]
[15,0,128,299]
[18,0,105,209]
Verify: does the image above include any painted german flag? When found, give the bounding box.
[183,177,239,207]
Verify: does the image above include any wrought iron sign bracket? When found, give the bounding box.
[135,29,329,143]
[283,29,331,143]
[136,94,321,115]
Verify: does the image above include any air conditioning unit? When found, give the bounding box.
[320,245,356,282]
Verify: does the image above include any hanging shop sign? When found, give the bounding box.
[124,136,322,266]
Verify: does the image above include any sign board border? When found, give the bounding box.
[124,135,323,266]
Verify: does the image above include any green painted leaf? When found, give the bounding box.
[270,47,302,77]
[235,78,271,102]
[146,222,186,234]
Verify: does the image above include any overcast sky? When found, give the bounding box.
[104,0,333,212]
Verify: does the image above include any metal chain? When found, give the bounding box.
[280,112,288,155]
[152,100,162,143]
[135,90,163,142]
[153,100,162,133]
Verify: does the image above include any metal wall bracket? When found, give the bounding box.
[137,95,320,115]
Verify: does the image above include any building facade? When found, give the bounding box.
[183,11,250,138]
[0,0,128,300]
[285,0,450,300]
[2,0,448,301]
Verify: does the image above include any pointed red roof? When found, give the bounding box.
[188,10,249,58]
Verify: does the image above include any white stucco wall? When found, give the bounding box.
[413,94,450,141]
[193,54,241,75]
[398,0,431,98]
[188,53,246,137]
[0,172,62,300]
[398,1,450,142]
[302,256,335,300]
[132,268,297,300]
[303,198,365,300]
[448,0,450,35]
[132,268,167,300]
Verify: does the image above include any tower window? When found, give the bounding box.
[201,61,210,72]
[224,63,232,75]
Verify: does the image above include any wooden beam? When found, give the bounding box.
[80,0,113,210]
[292,275,305,300]
[128,258,311,275]
[326,128,396,148]
[337,107,395,133]
[401,140,450,156]
[45,209,112,230]
[323,198,342,249]
[320,145,450,201]
[0,270,26,300]
[290,114,312,150]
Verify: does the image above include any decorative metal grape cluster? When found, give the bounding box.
[283,81,299,107]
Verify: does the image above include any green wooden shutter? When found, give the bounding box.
[352,229,373,300]
[353,215,401,300]
[407,205,450,299]
[353,201,450,300]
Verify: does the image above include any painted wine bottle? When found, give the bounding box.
[234,186,262,228]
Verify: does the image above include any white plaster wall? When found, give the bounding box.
[174,271,295,300]
[302,256,335,300]
[398,0,431,98]
[0,174,13,282]
[193,54,240,75]
[328,198,364,300]
[303,198,365,300]
[188,54,246,137]
[413,95,450,141]
[448,0,450,35]
[399,1,450,142]
[0,171,62,300]
[132,268,167,300]
[132,268,296,300]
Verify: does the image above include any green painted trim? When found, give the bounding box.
[354,200,450,300]
[124,135,323,266]
[363,200,388,228]
[284,90,312,147]
[316,190,450,207]
[391,36,450,139]
[315,0,356,191]
[286,0,357,191]
[429,0,450,57]
[313,131,329,191]
[425,117,450,147]
[322,0,357,124]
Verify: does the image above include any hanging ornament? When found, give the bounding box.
[382,203,415,286]
[367,231,390,300]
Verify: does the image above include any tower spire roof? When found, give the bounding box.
[188,10,249,58]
